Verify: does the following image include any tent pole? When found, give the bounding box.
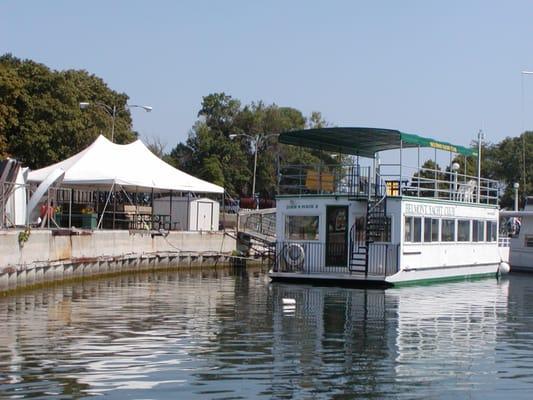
[47,188,50,229]
[118,186,135,229]
[222,191,225,231]
[69,188,73,229]
[95,190,98,225]
[113,185,116,230]
[169,190,173,231]
[186,192,190,231]
[97,183,114,229]
[151,187,154,231]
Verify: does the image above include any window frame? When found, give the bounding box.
[441,219,456,242]
[285,215,320,241]
[457,220,471,242]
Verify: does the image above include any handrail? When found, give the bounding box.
[278,161,499,204]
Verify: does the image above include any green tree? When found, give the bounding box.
[411,159,446,197]
[0,54,137,168]
[166,93,334,198]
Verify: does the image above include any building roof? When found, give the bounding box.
[278,127,477,158]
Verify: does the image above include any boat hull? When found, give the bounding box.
[269,263,500,287]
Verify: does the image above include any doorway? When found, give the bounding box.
[326,205,349,267]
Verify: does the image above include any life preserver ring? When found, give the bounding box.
[282,243,305,270]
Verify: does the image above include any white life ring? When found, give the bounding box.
[282,243,305,270]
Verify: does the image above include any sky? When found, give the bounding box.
[2,0,533,162]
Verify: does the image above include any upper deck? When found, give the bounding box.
[277,127,498,206]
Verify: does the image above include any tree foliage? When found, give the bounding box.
[3,55,533,205]
[166,92,331,197]
[0,54,137,168]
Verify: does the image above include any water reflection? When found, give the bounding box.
[1,269,532,399]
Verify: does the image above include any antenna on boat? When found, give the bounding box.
[477,129,484,203]
[521,71,533,204]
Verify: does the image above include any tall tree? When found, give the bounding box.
[0,54,137,168]
[167,93,332,198]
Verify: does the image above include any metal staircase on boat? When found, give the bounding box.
[349,195,387,274]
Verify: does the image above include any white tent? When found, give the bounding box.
[27,135,223,194]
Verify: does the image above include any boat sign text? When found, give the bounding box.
[404,203,455,217]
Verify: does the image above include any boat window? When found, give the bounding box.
[441,219,455,242]
[525,235,533,247]
[424,218,439,242]
[404,216,412,242]
[472,220,484,242]
[486,221,497,242]
[432,219,440,241]
[457,220,471,242]
[424,218,431,242]
[413,217,422,242]
[285,215,319,240]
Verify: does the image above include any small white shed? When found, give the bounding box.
[153,196,220,231]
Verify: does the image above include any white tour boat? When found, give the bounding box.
[269,127,510,286]
[501,197,533,272]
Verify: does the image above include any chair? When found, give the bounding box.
[456,180,477,202]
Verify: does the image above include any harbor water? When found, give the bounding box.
[1,267,533,399]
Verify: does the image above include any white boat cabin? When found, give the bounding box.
[270,127,510,285]
[501,197,533,272]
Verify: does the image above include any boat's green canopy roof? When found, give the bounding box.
[278,127,477,158]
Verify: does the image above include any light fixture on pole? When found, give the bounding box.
[451,162,460,199]
[229,132,278,208]
[79,102,152,142]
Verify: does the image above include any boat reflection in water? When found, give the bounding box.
[2,269,532,399]
[271,278,510,397]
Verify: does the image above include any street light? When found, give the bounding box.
[451,162,460,198]
[229,132,278,207]
[79,101,152,142]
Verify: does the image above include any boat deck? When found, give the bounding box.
[269,270,392,287]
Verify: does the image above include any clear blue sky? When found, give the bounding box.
[2,0,533,155]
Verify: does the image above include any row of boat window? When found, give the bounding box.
[404,217,498,243]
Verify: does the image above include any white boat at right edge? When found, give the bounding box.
[501,197,533,272]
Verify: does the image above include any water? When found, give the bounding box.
[1,268,533,399]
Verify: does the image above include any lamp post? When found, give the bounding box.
[79,102,152,142]
[514,182,520,211]
[451,162,460,200]
[229,133,278,208]
[476,129,484,203]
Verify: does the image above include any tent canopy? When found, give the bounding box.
[278,127,477,158]
[27,135,224,194]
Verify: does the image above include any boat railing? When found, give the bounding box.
[277,162,499,204]
[278,163,372,197]
[377,163,500,204]
[272,240,399,277]
[498,236,511,247]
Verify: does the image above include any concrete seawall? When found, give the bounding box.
[0,229,237,294]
